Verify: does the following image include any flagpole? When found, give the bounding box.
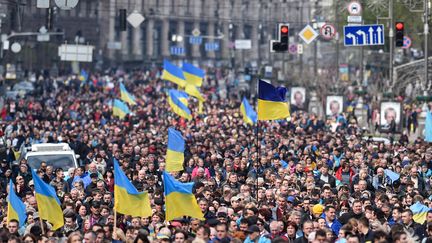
[113,210,117,237]
[255,79,260,203]
[40,218,45,236]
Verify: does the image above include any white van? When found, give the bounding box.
[25,143,79,176]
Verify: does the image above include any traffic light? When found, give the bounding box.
[119,9,127,31]
[395,22,404,47]
[272,24,289,52]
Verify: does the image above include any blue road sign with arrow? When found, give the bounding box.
[344,24,384,46]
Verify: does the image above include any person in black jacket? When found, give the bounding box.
[401,209,425,240]
[316,164,336,188]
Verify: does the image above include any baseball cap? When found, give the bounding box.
[90,173,98,178]
[287,196,295,203]
[246,225,260,233]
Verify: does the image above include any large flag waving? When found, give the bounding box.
[410,202,430,224]
[163,172,204,221]
[162,60,186,87]
[257,79,290,120]
[168,90,192,120]
[119,83,137,106]
[185,84,205,101]
[240,97,257,125]
[182,63,204,87]
[7,180,27,227]
[31,169,64,230]
[166,128,185,172]
[113,99,131,119]
[114,160,152,217]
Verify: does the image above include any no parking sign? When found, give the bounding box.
[402,36,412,49]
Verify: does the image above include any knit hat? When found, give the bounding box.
[312,204,324,215]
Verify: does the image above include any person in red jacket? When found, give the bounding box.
[335,162,355,186]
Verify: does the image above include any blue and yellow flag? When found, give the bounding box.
[7,180,27,227]
[166,128,185,172]
[162,60,186,87]
[163,172,204,221]
[31,169,64,230]
[168,90,192,120]
[113,99,131,119]
[114,160,152,217]
[79,69,88,82]
[257,79,290,120]
[240,97,257,125]
[410,202,430,224]
[119,83,137,106]
[185,84,205,102]
[182,63,204,87]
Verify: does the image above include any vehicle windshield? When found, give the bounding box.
[27,154,76,171]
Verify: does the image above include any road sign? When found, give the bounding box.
[11,43,21,53]
[58,44,94,62]
[402,36,412,49]
[299,25,318,44]
[347,1,362,15]
[192,28,201,37]
[320,24,336,40]
[127,11,145,28]
[205,42,219,51]
[37,0,49,8]
[344,24,384,46]
[347,15,362,23]
[288,44,297,54]
[235,39,252,49]
[170,46,185,55]
[54,0,79,10]
[107,41,122,50]
[189,36,202,45]
[297,44,303,54]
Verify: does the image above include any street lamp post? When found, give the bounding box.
[424,0,430,93]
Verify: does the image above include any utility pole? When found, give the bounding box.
[424,0,430,92]
[389,0,394,91]
[335,0,339,81]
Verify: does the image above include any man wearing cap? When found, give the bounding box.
[244,225,271,243]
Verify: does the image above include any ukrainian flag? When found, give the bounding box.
[182,63,204,87]
[163,172,204,221]
[113,99,131,119]
[168,90,192,120]
[79,69,88,82]
[31,169,64,230]
[119,83,137,106]
[7,180,27,227]
[240,97,257,125]
[162,60,186,87]
[257,79,290,120]
[185,84,205,101]
[114,160,152,217]
[166,128,185,172]
[410,202,430,224]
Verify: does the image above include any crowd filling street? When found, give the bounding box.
[0,69,432,243]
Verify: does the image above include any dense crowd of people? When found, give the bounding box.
[0,69,430,243]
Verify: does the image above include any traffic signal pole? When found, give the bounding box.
[424,0,430,92]
[389,0,394,91]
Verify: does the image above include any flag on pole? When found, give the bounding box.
[31,170,64,230]
[240,97,257,125]
[163,172,204,221]
[184,84,205,101]
[79,69,88,82]
[113,99,131,119]
[182,63,204,87]
[119,83,137,106]
[257,79,290,120]
[162,60,186,87]
[114,160,152,217]
[7,180,27,227]
[168,90,192,120]
[166,128,185,172]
